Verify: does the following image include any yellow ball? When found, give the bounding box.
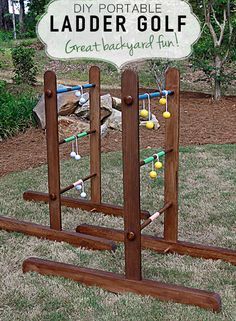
[163,111,171,119]
[155,161,163,170]
[159,97,167,105]
[149,171,157,179]
[146,121,154,129]
[140,109,149,118]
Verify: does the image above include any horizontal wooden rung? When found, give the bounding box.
[60,174,96,194]
[141,202,172,230]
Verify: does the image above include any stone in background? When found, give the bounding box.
[33,87,160,138]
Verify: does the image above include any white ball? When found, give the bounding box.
[75,90,81,97]
[75,184,82,191]
[75,154,81,161]
[70,151,76,158]
[80,97,86,105]
[80,192,87,198]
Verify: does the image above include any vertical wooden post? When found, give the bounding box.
[164,68,180,242]
[90,66,101,204]
[122,70,142,281]
[44,71,62,231]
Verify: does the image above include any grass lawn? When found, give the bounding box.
[0,144,235,321]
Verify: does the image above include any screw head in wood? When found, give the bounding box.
[127,231,135,240]
[124,96,133,105]
[45,89,52,97]
[50,193,57,200]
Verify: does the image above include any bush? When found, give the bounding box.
[11,44,38,85]
[0,31,13,43]
[0,48,4,68]
[0,81,37,138]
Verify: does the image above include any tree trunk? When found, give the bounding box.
[19,0,25,33]
[214,55,222,101]
[0,0,11,30]
[11,0,17,39]
[0,2,3,29]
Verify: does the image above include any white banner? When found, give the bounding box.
[37,0,201,68]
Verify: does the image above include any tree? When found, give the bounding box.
[11,0,17,39]
[0,0,11,31]
[25,0,50,36]
[204,0,234,99]
[191,0,236,100]
[19,0,26,32]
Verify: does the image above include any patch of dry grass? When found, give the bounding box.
[0,144,235,321]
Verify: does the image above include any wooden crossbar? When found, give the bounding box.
[141,202,172,230]
[60,174,96,194]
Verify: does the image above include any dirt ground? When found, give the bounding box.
[0,91,236,177]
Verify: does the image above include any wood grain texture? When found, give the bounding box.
[122,70,141,280]
[22,257,221,312]
[0,216,116,251]
[44,71,62,231]
[89,66,101,204]
[164,68,180,242]
[76,224,236,265]
[23,191,150,219]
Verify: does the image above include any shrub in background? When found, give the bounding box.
[11,44,38,85]
[0,81,37,138]
[0,31,13,43]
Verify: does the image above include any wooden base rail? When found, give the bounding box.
[22,257,221,312]
[76,224,236,265]
[0,216,116,251]
[23,191,150,219]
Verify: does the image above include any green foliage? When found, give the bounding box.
[0,81,37,138]
[0,48,4,68]
[11,44,38,85]
[24,0,51,37]
[0,30,13,43]
[190,0,236,96]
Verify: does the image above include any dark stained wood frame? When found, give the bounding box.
[21,68,150,222]
[0,67,116,252]
[164,68,180,242]
[90,66,102,204]
[44,71,62,231]
[23,257,221,312]
[0,216,116,251]
[72,68,236,266]
[22,191,150,219]
[76,224,236,265]
[21,68,236,312]
[75,68,236,266]
[122,70,141,280]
